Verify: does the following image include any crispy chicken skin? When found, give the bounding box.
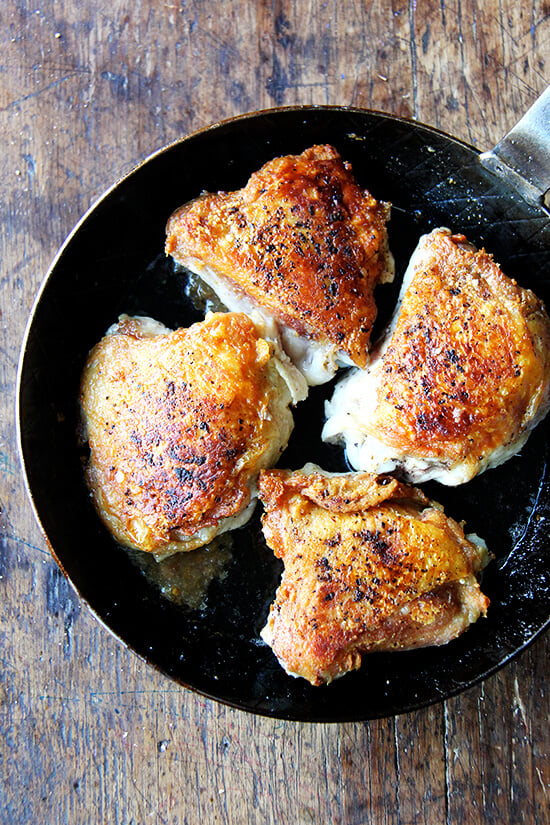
[80,312,307,558]
[165,145,394,384]
[324,228,550,485]
[258,466,489,686]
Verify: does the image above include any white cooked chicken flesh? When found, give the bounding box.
[79,312,307,558]
[324,228,550,485]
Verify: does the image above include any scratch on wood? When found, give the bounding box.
[39,694,80,704]
[1,72,88,113]
[487,46,543,98]
[3,533,50,556]
[89,688,182,707]
[393,718,402,822]
[443,703,451,825]
[478,683,488,812]
[536,766,549,798]
[513,676,529,731]
[408,0,419,118]
[131,778,170,825]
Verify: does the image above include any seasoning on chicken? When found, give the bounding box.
[258,465,490,686]
[165,144,394,385]
[324,228,550,485]
[80,312,307,558]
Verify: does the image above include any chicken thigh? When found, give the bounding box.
[80,312,307,558]
[324,228,550,485]
[258,465,489,685]
[165,145,394,385]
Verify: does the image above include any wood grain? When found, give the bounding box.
[1,1,550,823]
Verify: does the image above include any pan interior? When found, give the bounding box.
[18,108,550,721]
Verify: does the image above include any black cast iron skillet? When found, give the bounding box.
[17,102,550,722]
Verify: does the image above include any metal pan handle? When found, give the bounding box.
[480,86,550,209]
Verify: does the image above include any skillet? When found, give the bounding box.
[17,97,550,722]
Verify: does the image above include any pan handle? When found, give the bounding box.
[480,86,550,210]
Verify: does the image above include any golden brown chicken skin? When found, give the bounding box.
[324,228,550,485]
[165,145,394,382]
[80,312,306,557]
[258,466,489,686]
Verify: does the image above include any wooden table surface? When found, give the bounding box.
[2,1,549,823]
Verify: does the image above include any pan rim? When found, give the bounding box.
[15,104,550,722]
